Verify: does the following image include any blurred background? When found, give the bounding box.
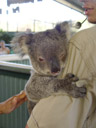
[0,0,94,44]
[0,0,94,31]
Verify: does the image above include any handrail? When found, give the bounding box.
[0,54,29,61]
[0,61,34,74]
[54,0,83,13]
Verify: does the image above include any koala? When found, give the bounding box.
[11,21,86,114]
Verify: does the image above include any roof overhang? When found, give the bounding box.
[54,0,84,14]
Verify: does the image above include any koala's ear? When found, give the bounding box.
[11,33,33,56]
[55,21,71,41]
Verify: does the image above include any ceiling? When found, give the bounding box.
[54,0,84,13]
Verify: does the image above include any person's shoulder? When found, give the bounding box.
[72,26,96,40]
[70,26,96,49]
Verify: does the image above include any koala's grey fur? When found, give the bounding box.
[11,21,86,114]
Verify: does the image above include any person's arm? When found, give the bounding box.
[25,124,29,128]
[0,90,27,114]
[6,47,10,54]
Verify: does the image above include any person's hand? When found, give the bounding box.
[1,90,28,114]
[25,124,29,128]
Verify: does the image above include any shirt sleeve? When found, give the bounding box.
[27,112,39,128]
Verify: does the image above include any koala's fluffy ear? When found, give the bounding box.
[11,33,33,56]
[55,21,71,41]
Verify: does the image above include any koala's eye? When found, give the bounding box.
[60,53,66,61]
[60,54,65,59]
[38,57,45,62]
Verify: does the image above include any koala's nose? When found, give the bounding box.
[50,56,60,75]
[51,67,60,74]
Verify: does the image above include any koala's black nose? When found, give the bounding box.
[51,67,60,74]
[50,56,60,75]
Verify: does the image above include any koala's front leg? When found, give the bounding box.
[54,73,87,98]
[27,101,36,115]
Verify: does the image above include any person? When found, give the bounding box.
[0,40,10,55]
[0,91,27,114]
[0,0,95,127]
[25,0,96,128]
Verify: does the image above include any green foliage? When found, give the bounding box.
[0,30,14,44]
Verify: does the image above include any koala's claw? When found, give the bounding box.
[72,85,87,98]
[64,73,79,82]
[58,73,87,98]
[65,73,75,78]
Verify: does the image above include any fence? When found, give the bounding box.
[0,55,33,128]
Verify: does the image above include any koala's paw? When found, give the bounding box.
[64,73,79,82]
[69,84,87,98]
[63,73,87,98]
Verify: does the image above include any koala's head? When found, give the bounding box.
[12,21,70,76]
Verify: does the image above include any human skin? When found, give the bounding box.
[0,91,27,114]
[80,0,96,23]
[0,41,10,54]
